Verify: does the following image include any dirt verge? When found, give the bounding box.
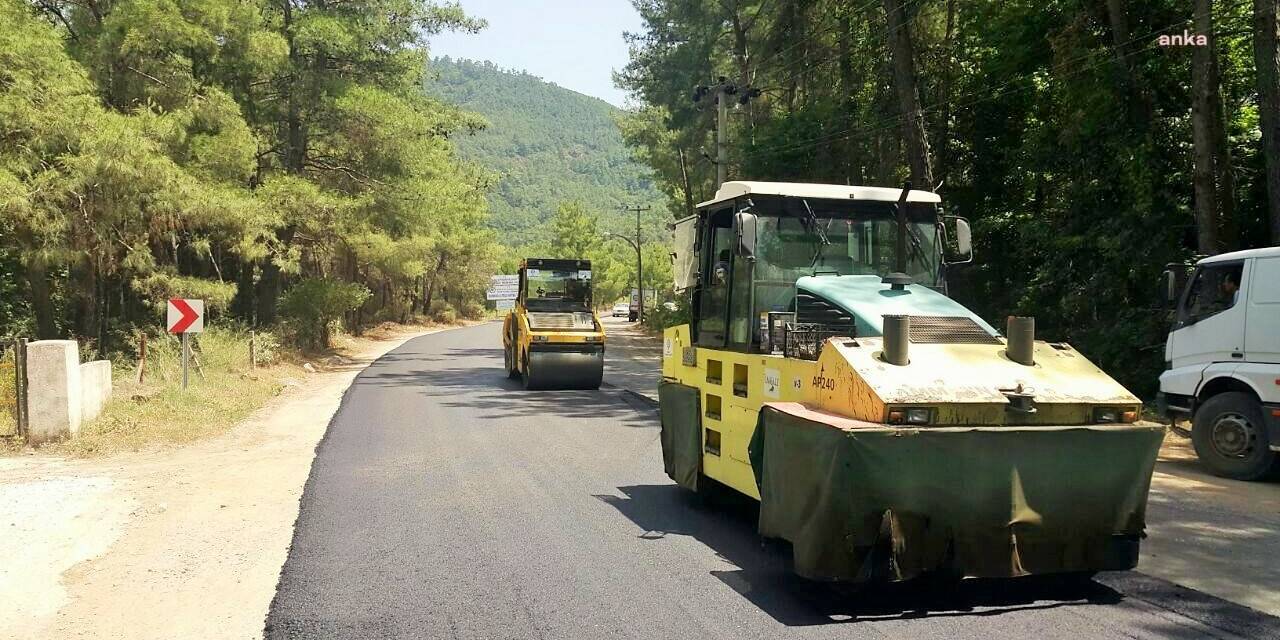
[0,325,441,640]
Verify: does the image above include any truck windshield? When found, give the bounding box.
[525,269,591,312]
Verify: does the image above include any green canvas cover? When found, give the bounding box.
[749,403,1164,582]
[658,381,701,491]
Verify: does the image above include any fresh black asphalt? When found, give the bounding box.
[264,322,1280,639]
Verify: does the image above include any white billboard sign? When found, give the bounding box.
[486,275,519,301]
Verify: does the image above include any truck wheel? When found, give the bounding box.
[1191,392,1277,481]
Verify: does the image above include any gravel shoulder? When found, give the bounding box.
[0,326,441,640]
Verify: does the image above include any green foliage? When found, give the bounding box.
[279,279,372,348]
[642,297,690,332]
[549,202,601,259]
[425,57,669,241]
[0,0,494,352]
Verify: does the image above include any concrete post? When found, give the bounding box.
[26,340,82,444]
[79,360,113,423]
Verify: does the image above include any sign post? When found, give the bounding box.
[167,299,204,389]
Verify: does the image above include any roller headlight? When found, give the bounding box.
[888,407,932,425]
[1093,407,1120,423]
[532,335,549,342]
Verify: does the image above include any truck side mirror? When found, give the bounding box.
[735,210,758,261]
[942,216,973,264]
[1160,264,1188,307]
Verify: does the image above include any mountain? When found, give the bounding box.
[425,57,666,244]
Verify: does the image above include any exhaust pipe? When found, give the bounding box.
[883,315,910,366]
[1007,316,1035,366]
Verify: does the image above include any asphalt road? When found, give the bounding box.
[265,322,1280,639]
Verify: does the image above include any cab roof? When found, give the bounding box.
[1199,246,1280,265]
[696,181,942,208]
[521,257,591,270]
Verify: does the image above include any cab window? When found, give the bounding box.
[696,208,734,346]
[1180,262,1243,325]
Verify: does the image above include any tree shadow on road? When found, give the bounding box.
[353,346,659,428]
[596,483,1128,627]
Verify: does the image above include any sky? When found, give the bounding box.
[427,0,643,107]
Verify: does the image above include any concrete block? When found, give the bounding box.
[26,340,82,445]
[79,360,112,423]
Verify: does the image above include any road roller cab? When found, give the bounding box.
[659,181,1164,583]
[503,258,605,390]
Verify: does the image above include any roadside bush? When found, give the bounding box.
[457,301,485,320]
[428,300,457,324]
[642,298,689,332]
[279,279,371,349]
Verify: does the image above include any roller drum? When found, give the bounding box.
[523,347,604,390]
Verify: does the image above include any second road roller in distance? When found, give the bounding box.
[503,258,605,390]
[659,180,1165,584]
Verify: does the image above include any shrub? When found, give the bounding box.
[279,279,371,349]
[643,298,689,332]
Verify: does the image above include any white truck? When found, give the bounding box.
[1158,247,1280,480]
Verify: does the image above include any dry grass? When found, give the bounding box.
[0,352,17,440]
[0,321,469,458]
[0,328,304,457]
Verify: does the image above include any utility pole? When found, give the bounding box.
[715,82,731,188]
[693,78,759,189]
[618,204,651,322]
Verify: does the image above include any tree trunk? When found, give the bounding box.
[1191,0,1221,254]
[282,0,306,175]
[882,0,935,190]
[73,258,97,340]
[839,13,856,184]
[1104,0,1155,126]
[423,255,447,316]
[1256,0,1280,244]
[1210,48,1239,251]
[256,259,282,326]
[256,0,305,325]
[25,256,55,338]
[937,0,957,186]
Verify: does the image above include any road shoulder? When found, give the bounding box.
[0,326,441,640]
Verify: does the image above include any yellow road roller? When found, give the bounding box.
[660,181,1164,583]
[503,258,605,390]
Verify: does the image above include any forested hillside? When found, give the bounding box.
[619,0,1280,396]
[0,0,494,350]
[426,57,667,242]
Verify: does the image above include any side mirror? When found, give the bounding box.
[735,210,758,261]
[1160,264,1188,307]
[942,216,973,264]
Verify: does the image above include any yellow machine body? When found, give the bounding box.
[656,180,1164,582]
[661,323,1147,500]
[502,258,605,390]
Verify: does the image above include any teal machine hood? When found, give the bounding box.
[795,275,1001,338]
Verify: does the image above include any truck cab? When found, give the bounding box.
[1158,247,1280,480]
